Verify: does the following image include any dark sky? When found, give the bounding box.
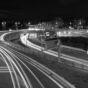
[0,0,88,21]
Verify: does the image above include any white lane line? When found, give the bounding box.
[0,67,10,71]
[0,66,8,68]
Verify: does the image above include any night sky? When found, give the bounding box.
[0,0,88,22]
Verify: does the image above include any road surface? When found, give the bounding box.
[0,40,74,88]
[2,30,88,88]
[0,31,65,88]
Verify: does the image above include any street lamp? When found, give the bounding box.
[2,21,6,30]
[15,22,20,30]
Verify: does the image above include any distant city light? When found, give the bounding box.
[9,29,12,31]
[28,22,31,25]
[28,33,37,38]
[28,27,45,31]
[69,26,74,29]
[2,21,6,25]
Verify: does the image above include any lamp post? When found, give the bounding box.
[2,21,6,30]
[15,22,20,30]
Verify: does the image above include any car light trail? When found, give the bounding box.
[20,33,88,68]
[3,47,45,88]
[0,46,64,88]
[0,44,75,88]
[0,51,21,88]
[0,48,33,88]
[0,66,12,73]
[0,30,76,88]
[0,52,16,88]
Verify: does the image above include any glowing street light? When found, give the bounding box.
[15,22,20,30]
[2,21,6,30]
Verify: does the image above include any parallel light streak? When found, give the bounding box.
[3,48,45,88]
[1,45,75,88]
[0,48,33,88]
[0,66,12,73]
[0,45,64,88]
[0,52,16,88]
[21,34,88,67]
[10,53,45,88]
[0,31,76,88]
[0,51,21,88]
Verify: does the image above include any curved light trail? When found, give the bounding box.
[1,29,88,88]
[0,47,33,88]
[0,30,77,88]
[20,33,88,68]
[0,45,66,88]
[0,43,75,88]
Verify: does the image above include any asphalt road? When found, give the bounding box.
[0,41,68,88]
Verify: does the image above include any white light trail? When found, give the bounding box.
[0,30,76,88]
[10,52,45,88]
[2,47,45,88]
[21,34,88,67]
[2,44,75,88]
[0,47,33,88]
[0,50,21,88]
[0,52,16,88]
